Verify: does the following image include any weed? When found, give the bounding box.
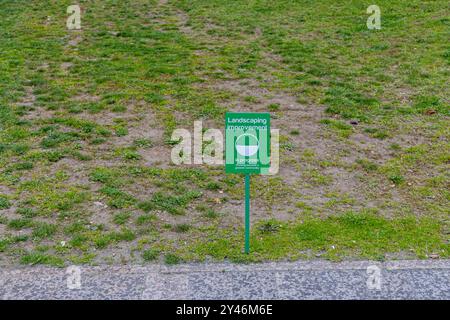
[113,212,131,225]
[0,196,11,209]
[268,103,280,111]
[165,253,182,265]
[173,224,191,233]
[142,249,159,262]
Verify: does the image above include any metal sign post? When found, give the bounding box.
[245,173,250,254]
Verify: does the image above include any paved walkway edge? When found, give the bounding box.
[1,260,449,300]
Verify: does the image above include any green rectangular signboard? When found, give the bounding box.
[225,112,271,174]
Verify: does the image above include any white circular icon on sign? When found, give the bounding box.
[236,133,259,157]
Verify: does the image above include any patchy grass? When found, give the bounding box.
[21,252,64,267]
[165,253,182,265]
[320,119,354,138]
[0,0,448,266]
[142,248,160,262]
[189,211,448,262]
[0,195,11,209]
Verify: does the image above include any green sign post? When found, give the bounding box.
[225,112,271,254]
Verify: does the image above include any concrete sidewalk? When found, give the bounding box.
[1,260,449,300]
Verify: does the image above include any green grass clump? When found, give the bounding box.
[389,175,405,185]
[203,209,220,219]
[0,239,10,252]
[0,197,11,209]
[190,212,448,262]
[320,119,353,138]
[356,159,378,172]
[100,186,136,209]
[138,191,201,215]
[268,103,280,111]
[8,218,33,230]
[205,181,222,191]
[21,252,64,267]
[133,138,153,149]
[93,228,136,249]
[364,128,389,140]
[8,162,33,172]
[173,224,191,233]
[136,214,157,226]
[113,212,131,225]
[32,223,57,240]
[142,249,160,262]
[165,253,182,265]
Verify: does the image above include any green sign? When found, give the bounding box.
[225,112,271,174]
[225,112,271,254]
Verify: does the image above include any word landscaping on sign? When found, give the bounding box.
[225,112,271,174]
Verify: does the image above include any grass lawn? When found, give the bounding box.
[0,0,448,266]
